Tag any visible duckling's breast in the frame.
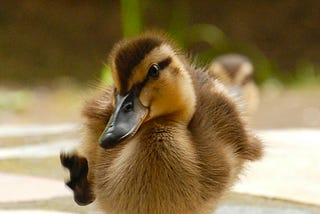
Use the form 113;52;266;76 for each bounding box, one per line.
94;120;204;214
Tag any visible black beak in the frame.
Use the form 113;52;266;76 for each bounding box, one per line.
99;91;148;149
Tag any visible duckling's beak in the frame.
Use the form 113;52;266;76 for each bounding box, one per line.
99;91;148;149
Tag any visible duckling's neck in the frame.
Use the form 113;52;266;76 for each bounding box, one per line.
168;73;196;124
172;101;195;125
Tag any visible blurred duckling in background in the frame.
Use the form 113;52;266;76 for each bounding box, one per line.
61;33;263;214
208;54;260;118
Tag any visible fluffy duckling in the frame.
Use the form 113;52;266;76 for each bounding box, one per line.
61;33;263;214
208;54;260;118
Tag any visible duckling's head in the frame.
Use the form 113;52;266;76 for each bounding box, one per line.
99;33;196;149
208;54;254;87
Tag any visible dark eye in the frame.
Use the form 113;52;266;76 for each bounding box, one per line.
148;64;160;78
123;102;133;112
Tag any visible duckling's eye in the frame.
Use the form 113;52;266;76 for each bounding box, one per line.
123;102;133;112
148;64;160;78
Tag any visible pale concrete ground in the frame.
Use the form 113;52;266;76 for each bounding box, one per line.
0;211;75;214
0;126;319;213
0;86;320;213
0;172;71;203
234;129;320;206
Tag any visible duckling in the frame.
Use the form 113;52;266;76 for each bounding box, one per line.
60;33;263;214
208;54;260;118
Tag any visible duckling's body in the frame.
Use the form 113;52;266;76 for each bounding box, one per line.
61;34;262;214
208;54;260;118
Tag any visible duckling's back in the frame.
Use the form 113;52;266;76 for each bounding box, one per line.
188;68;263;209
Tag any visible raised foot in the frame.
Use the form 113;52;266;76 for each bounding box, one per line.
60;152;95;206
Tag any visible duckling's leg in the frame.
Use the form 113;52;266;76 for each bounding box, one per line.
60;152;96;205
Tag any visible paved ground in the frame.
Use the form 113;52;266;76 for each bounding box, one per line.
0;125;319;213
216;205;313;214
0;172;70;203
0;211;75;214
234;129;320;205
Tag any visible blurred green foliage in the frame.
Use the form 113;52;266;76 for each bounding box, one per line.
100;0;319;87
101;65;113;84
121;0;142;37
287;61;320;88
0;90;31;111
1;1;319;88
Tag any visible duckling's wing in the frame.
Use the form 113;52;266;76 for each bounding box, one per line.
189;69;262;161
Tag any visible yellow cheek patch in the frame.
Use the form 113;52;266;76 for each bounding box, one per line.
138;63;196;123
